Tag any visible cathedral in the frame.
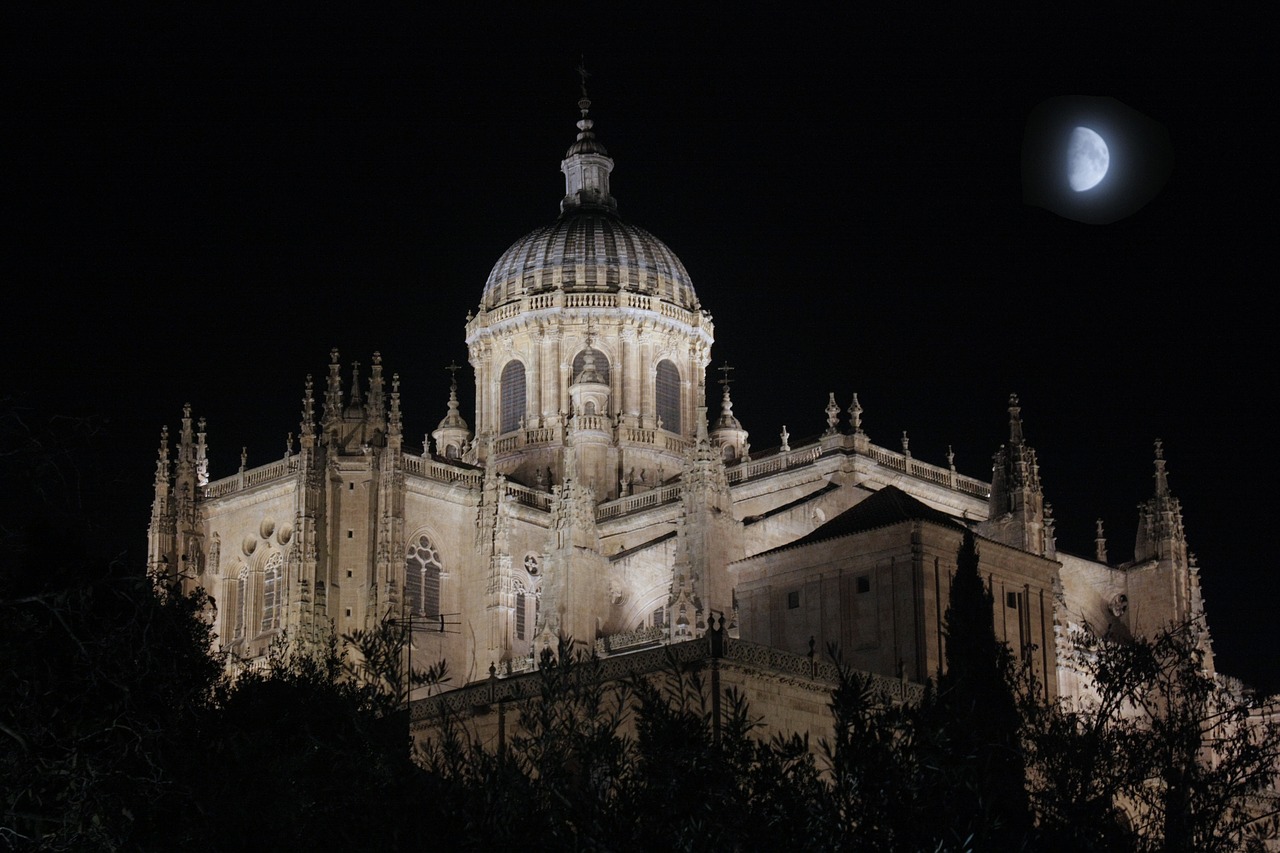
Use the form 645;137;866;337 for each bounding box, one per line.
147;90;1214;711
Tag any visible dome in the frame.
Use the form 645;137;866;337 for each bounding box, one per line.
481;209;699;312
479;93;699;314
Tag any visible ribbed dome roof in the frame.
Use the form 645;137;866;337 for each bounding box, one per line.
479;93;699;314
481;209;698;312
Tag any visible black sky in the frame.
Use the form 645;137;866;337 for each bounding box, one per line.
7;5;1276;694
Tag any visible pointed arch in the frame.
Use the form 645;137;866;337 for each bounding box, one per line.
234;567;248;639
406;533;443;619
260;552;283;632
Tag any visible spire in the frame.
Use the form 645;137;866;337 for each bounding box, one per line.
1134;438;1186;564
981;394;1048;556
1095;518;1108;563
300;374;317;447
560;61;617;214
1007;393;1024;445
195;417;208;487
388;373;402;439
176;403;194;472
367;352;384;420
348;360;364;409
153;425;171;490
323;348;343;426
1153;438;1169;497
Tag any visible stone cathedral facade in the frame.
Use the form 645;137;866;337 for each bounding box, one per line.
147;93;1214;706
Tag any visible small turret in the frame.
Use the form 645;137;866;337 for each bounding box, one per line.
432;362;472;460
560;63;617;214
709;363;749;462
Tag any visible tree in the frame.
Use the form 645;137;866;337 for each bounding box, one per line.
1;574;222;850
819;651;924;850
150;626;450;851
1026;622;1280;852
920;530;1033;849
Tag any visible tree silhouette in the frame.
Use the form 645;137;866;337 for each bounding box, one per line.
922;529;1033;848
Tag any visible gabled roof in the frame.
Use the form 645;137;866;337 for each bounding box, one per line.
784;484;968;550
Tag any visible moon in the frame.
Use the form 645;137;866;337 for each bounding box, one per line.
1068;126;1109;192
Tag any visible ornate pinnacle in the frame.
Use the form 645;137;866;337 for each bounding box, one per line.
1008;393;1023;444
848;393;863;433
1153;438;1169;496
824;393;840;436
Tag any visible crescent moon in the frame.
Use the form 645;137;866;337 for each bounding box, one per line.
1068;126;1109;192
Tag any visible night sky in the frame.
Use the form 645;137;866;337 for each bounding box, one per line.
9;6;1276;694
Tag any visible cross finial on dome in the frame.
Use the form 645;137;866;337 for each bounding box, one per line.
717;361;735;390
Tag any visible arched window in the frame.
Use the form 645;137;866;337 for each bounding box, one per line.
500;361;526;434
260;553;282;632
571;348;610;384
406;534;443;618
656;360;681;433
234;568;248;639
515;586;527;640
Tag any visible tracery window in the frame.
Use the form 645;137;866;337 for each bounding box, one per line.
516;587;527;640
571;348;610;384
260;553;282;632
234;568;248;639
656;360;681;433
406;534;443;618
500;361;526;434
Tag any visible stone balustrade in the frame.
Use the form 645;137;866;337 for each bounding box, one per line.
596;484;682;521
202;432;985;513
466;290;712;338
409;634;922;728
504;480;553;511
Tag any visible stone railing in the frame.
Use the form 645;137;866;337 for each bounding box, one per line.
504;480;553;511
400;453;484;487
409;634;922;728
596;483;682;521
721;436;989;501
726;445;822;485
862;443;989;499
595;625;667;654
206;451;487;500
205;456;300;498
493;426;561;454
618;426;692;454
573;414;611;432
467;291;710;338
